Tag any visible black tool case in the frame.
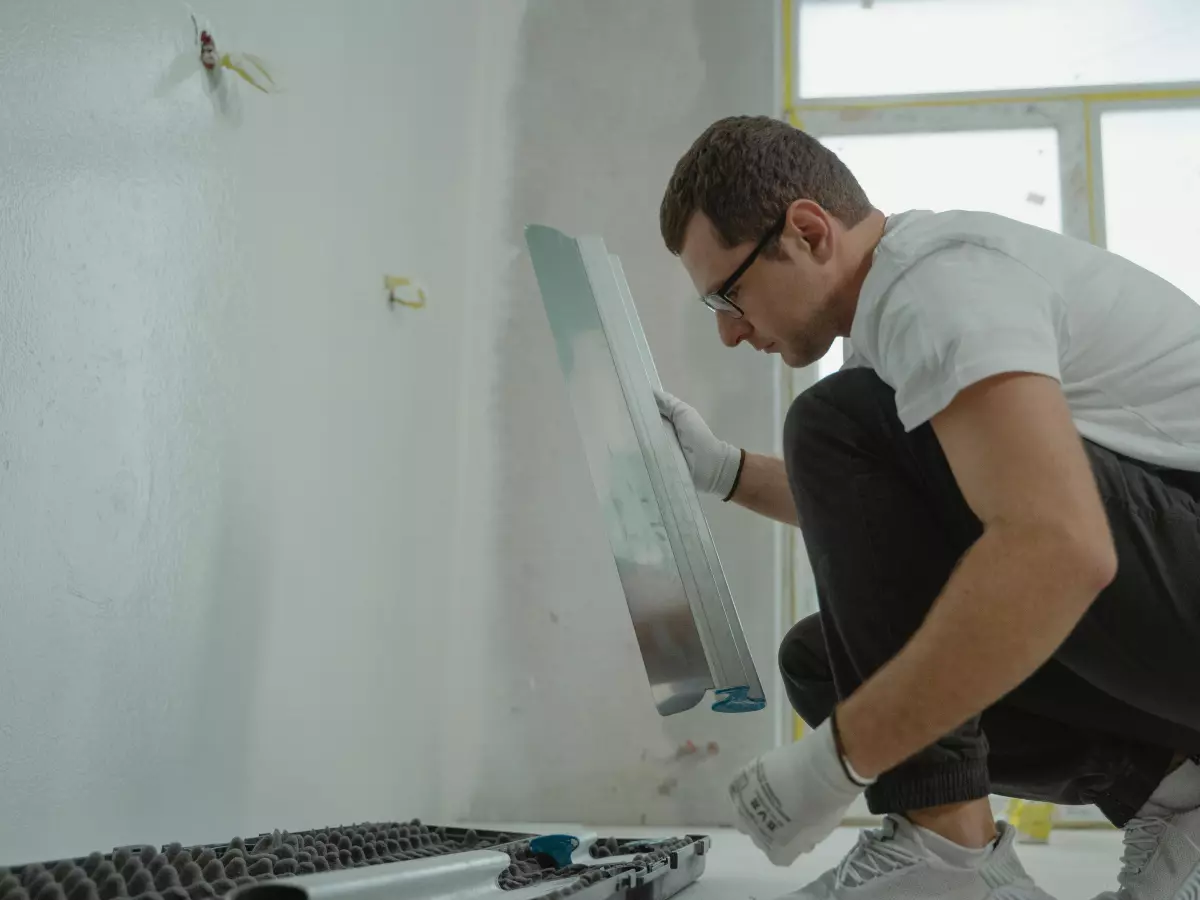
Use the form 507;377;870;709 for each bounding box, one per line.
1;821;709;900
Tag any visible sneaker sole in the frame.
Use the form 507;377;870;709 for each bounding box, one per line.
1178;860;1200;900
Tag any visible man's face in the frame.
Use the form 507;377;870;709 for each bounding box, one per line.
679;206;843;369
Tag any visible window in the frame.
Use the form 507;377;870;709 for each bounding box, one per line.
1103;109;1200;303
814;128;1062;378
799;0;1200;98
823;129;1062;229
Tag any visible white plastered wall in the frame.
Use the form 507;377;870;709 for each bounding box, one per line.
0;0;781;862
0;0;532;861
453;0;783;827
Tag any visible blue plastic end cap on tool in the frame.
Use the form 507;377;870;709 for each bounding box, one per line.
712;686;766;713
529;834;580;869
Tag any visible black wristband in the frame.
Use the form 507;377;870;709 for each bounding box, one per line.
830;710;872;788
722;449;747;502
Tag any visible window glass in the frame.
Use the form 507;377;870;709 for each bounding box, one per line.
799;0;1200;98
815;128;1062;378
1103;108;1200;303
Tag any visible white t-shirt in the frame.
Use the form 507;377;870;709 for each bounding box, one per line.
848;209;1200;473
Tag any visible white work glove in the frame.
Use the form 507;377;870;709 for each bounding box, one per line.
728;718;871;866
654;388;743;499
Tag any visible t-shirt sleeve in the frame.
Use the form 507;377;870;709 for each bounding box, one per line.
872;244;1067;430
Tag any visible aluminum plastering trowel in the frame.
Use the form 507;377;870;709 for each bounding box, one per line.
525;224;766;717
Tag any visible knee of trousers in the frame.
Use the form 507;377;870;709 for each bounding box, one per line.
779;613;836;727
784;368;898;483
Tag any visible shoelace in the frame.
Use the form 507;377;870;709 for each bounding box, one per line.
835;828;922;887
1117;817;1169;883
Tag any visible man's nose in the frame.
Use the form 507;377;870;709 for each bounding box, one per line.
717;313;751;348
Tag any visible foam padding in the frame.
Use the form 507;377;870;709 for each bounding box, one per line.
1;822;525;900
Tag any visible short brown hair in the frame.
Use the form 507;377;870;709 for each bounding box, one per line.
660;116;872;255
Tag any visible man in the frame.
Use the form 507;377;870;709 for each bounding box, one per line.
655;115;1200;899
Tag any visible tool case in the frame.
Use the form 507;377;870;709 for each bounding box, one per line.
2;821;709;900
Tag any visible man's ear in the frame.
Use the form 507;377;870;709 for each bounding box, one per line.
785;200;833;261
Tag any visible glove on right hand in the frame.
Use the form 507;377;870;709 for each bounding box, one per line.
654;388;742;499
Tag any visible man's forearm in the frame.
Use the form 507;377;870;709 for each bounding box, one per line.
835;523;1114;780
729;452;799;527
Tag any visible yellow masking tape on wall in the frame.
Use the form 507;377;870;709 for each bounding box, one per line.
1006;799;1055;843
1083;99;1100;245
385;276;428;309
781;0;794;121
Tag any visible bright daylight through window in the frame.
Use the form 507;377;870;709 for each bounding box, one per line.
799;0;1200;98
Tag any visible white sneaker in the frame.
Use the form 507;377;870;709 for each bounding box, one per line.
782;815;1056;899
1095;807;1200;900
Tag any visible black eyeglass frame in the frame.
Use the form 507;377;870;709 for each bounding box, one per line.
699;210;788;318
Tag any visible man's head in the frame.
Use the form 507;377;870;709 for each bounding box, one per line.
660;116;876;368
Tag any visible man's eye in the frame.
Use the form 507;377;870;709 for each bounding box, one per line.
727;287;741;301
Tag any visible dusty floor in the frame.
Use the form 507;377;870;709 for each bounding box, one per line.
683;825;1124;899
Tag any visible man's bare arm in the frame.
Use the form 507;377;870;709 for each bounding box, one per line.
835;372;1117;779
730;452;799;527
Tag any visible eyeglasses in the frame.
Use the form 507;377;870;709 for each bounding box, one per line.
700;211;788;319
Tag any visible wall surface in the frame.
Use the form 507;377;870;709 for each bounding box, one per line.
0;0;780;859
456;0;783;827
0;0;530;861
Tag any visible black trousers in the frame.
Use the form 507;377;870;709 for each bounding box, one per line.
781;368;1200;827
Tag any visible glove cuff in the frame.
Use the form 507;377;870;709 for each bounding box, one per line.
830;711;876;787
721;449;747;502
805;719;871;799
